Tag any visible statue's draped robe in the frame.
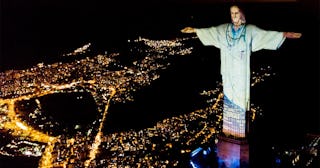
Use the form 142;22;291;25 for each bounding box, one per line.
196;23;285;138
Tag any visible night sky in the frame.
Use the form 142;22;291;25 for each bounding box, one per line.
1;0;319;67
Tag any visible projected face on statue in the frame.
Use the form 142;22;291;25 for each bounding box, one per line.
230;5;246;27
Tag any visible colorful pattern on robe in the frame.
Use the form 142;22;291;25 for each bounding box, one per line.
196;23;285;138
223;95;246;138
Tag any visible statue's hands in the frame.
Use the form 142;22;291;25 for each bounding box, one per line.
284;32;302;39
181;27;196;33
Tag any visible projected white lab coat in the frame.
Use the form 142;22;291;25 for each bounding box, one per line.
196;23;285;137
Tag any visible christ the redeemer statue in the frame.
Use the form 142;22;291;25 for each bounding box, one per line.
181;5;301;139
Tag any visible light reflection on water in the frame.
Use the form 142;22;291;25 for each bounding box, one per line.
1;36;311;168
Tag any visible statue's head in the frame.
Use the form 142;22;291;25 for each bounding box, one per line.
230;5;246;26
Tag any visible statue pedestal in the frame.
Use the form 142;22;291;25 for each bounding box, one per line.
216;136;249;168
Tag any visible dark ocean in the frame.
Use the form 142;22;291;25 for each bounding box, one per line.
1;0;319;167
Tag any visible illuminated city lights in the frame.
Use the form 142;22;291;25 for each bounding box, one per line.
0;37;317;167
